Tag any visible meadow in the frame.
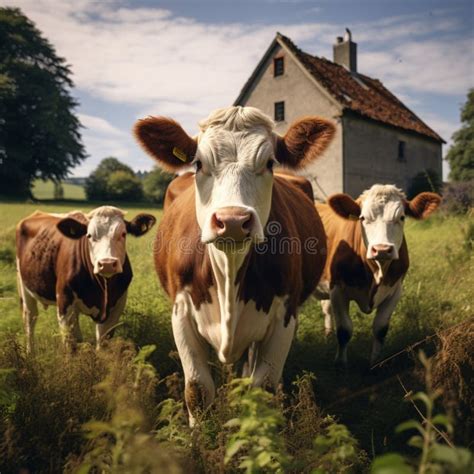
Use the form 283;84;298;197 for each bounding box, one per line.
0;200;472;473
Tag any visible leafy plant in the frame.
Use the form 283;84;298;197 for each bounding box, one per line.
224;378;290;473
371;351;473;474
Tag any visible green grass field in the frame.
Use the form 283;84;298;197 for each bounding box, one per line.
31;179;86;200
0;200;472;472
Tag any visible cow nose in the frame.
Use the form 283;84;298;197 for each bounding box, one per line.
97;258;120;276
211;207;253;241
371;244;394;259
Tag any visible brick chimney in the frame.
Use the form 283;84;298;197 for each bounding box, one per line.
333;28;357;73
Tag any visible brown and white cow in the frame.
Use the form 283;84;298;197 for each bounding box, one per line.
134;106;334;423
16;206;156;352
315;185;441;366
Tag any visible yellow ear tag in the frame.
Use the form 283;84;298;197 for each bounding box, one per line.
141;224;147;233
348;214;359;221
172;147;187;162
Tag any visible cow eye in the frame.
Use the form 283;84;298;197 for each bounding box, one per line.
266;159;275;171
400;215;405;222
194;160;202;172
359;216;365;222
87;233;92;239
122;232;126;238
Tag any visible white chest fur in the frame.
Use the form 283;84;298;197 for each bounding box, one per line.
189;285;287;364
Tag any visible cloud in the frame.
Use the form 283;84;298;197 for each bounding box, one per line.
2;1;469;178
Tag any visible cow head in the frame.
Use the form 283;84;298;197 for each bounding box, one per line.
57;207;156;277
134;106;334;251
328;185;441;261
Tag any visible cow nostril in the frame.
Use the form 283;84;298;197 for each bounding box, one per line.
112;261;117;268
242;214;252;231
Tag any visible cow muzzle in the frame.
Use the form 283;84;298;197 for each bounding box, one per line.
96;257;122;277
369;244;396;261
208;206;255;243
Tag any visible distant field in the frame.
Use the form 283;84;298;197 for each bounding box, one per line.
32;179;86;200
0;199;472;471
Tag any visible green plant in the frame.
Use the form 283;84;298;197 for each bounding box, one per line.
143;166;173;204
312;416;365;473
224;378;290;473
371;351;473;474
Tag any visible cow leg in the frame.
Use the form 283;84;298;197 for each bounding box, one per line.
321;299;334;336
370;284;402;365
251;314;296;389
19;286;39;355
330;286;352;367
96;291;127;349
172;292;215;427
57;291;79;351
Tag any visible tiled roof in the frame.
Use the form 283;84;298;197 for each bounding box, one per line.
243;33;443;142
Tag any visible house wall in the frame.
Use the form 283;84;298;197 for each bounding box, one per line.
238;43;344;200
343;113;442;198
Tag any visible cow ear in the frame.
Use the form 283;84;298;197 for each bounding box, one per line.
57;218;87;239
328;193;361;220
404;192;441;219
133;116;197;172
275;117;335;169
126;213;156;237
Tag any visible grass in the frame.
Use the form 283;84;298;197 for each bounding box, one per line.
0;201;472;472
32;179;86;200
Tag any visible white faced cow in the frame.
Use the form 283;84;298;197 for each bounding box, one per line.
134;106;335;424
315;185;441;367
16;207;156;352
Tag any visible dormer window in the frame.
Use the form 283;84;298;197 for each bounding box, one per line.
274;57;284;77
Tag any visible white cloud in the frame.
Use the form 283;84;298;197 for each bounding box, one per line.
2;1;469;177
78;113;122;136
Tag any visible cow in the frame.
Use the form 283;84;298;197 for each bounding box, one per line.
134;106;335;424
16;206;156;353
315;185;441;367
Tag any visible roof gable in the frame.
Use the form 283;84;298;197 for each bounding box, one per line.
235;33;444;143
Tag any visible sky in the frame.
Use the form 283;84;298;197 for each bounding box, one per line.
2;0;474;178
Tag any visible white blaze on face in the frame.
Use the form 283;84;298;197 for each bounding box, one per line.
194;108;277;245
359;185;406;260
86;207;127;276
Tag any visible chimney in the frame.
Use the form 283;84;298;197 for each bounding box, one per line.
333;28;357;73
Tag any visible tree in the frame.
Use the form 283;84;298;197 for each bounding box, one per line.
85;157;135;200
446;89;474;181
0;8;86;197
107;170;143;201
143;167;173;204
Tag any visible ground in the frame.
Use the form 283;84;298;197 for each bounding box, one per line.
0;200;472;471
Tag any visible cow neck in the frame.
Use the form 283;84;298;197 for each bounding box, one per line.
79;235;109;322
207;243;249;363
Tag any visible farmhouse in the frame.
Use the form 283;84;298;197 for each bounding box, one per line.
234;31;444;199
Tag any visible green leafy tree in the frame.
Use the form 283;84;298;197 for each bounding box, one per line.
446;89;474;181
85;157;135;201
0;8;85;197
143;167;173;204
107;170;143;201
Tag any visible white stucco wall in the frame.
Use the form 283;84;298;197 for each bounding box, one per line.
237;43;343;200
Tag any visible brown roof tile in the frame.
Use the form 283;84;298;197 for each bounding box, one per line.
276;34;443;142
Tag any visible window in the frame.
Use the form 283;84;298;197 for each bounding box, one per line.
398;140;406;161
274;101;285;122
273;57;284;77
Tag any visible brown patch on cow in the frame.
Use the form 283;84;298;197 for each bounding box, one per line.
155;175;326;325
185;380;208;417
404;192;441;219
274;170;315;202
164;172;195;211
317;202;409;311
134;117;197;172
16;212;132;323
276;117;335;169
